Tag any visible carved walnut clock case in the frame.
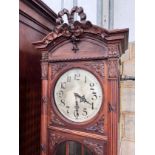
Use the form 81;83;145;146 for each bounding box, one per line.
33;6;129;155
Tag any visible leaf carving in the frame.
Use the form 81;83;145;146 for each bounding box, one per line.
84;140;104;155
86;116;104;134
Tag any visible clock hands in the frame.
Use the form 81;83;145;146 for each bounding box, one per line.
74;93;92;105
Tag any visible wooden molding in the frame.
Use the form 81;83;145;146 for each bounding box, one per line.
49;126;108;141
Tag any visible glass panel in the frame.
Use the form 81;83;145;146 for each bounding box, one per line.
69;141;81;155
55;142;66;155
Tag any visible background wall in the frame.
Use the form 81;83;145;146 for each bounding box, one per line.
120;43;135;155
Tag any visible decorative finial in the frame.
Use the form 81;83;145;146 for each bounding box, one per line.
56;6;87;25
55;6;91;53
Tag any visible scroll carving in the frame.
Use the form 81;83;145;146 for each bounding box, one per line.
84;140;104;155
49;132;65;153
51;63;68;79
108;45;119;57
108;60;118;78
84;61;104;78
41;62;48;79
86;116;104;134
50;112;65;126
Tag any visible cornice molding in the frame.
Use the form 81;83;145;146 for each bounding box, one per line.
33;6;129;57
20;0;57;24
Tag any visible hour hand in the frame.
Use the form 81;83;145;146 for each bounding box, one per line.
74;93;81;99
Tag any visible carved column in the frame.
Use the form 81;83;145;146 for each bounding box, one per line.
41;52;48;155
107;58;119;155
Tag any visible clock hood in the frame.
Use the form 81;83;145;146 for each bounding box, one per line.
33;6;129;62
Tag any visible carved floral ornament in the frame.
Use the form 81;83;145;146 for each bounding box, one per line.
50;61;105;80
33;6;129;56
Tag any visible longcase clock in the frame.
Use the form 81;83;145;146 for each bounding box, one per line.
33;6;129;155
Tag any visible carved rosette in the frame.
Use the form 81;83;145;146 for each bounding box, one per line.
83;140;104;155
51;63;68;79
108;60;118;78
108;44;119;57
86;116;104;134
50;112;65;126
84;61;105;78
49;132;65;153
41;62;48;80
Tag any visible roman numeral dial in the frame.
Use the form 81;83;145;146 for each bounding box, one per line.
54;68;103;123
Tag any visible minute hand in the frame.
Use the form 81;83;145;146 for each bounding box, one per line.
74;93;91;105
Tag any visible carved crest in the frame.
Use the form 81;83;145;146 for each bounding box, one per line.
41;6;91;53
55;6;92;53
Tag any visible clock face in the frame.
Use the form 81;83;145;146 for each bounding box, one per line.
53;68;103;123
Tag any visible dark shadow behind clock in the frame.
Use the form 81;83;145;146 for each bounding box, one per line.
19;1;57;155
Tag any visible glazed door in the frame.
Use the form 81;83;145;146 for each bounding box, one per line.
55;141;94;155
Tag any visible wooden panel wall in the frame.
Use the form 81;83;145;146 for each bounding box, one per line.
19;1;57;155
